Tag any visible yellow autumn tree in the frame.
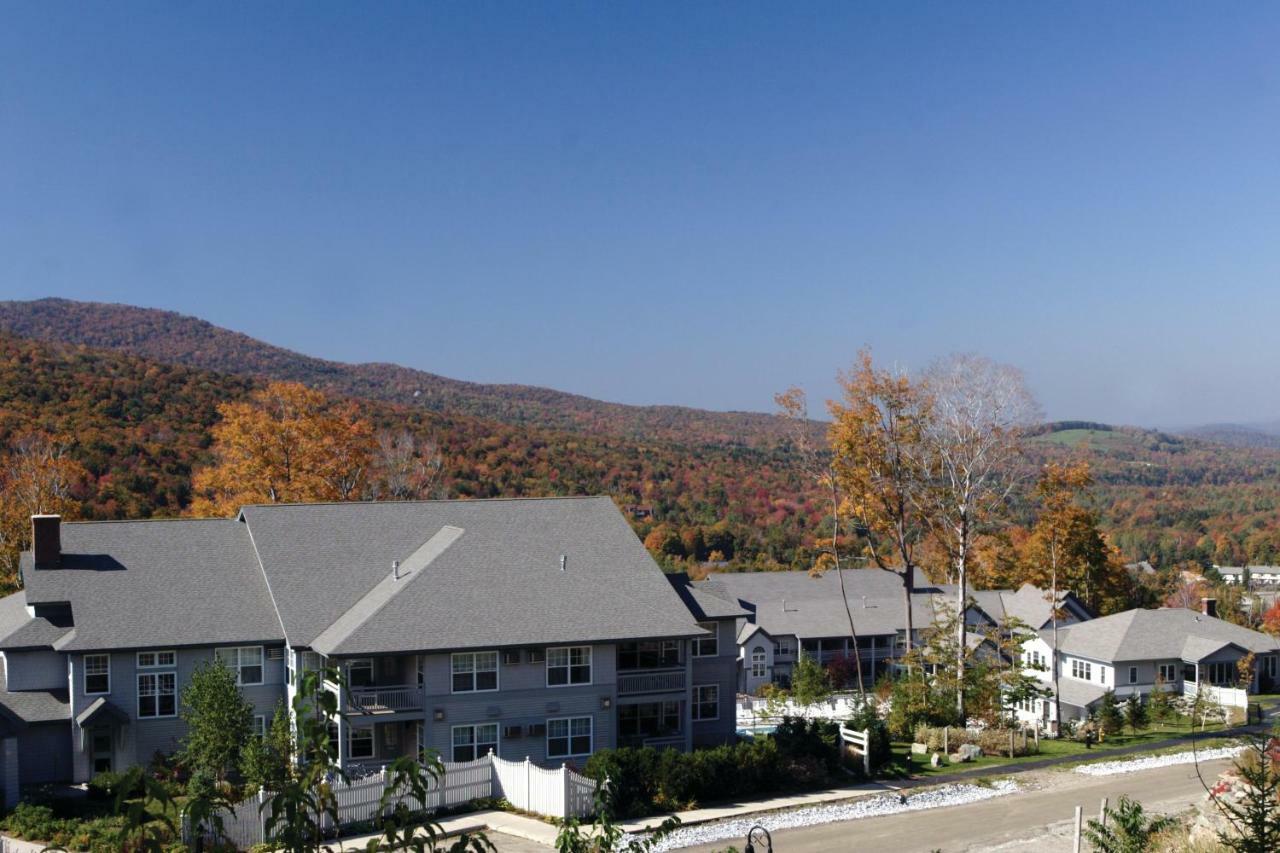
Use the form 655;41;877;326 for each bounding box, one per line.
0;432;88;590
190;382;375;515
826;350;934;668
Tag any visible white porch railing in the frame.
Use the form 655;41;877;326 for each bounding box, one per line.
350;684;422;714
617;669;685;695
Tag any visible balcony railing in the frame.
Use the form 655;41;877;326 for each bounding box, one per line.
617;669;686;695
348;684;422;714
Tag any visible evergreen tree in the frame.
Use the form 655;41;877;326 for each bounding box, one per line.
790;653;834;710
1097;690;1124;737
1149;675;1174;725
241;702;294;791
1084;795;1176;853
1215;737;1280;852
1125;693;1148;734
180;658;253;783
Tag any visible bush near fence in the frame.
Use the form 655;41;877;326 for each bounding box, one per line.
583;717;858;817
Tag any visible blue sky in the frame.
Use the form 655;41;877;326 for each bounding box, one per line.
3;3;1279;427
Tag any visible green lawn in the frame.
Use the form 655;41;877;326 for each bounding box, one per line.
886;718;1231;780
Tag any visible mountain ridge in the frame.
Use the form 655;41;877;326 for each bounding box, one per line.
0;298;799;448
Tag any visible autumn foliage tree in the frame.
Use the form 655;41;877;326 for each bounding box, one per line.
827;351;934;668
190;382;376;515
0;432;88;590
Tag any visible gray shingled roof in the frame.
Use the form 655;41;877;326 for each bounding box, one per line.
1051;608;1280;663
0;591;71;651
0;667;69;724
704;570;993;640
21;518;284;651
1057;679;1108;710
243;497;703;653
667;574;749;621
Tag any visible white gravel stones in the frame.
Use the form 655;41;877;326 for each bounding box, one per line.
625;780;1019;851
1073;745;1245;776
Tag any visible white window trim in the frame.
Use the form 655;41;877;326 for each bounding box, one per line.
84;653;110;696
137;671;177;719
253;715;267;738
451;723;500;761
693;623;719;658
137;650;176;669
546;646;593;688
348;658;375;686
546;715;593;759
1128;666;1138;684
451;651;500;694
1158;663;1177;682
692;684;719;721
218;646;266;686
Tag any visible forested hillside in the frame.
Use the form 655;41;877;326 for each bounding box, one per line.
0;299;799;449
4;302;1280;576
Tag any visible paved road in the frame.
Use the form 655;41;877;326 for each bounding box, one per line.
676;758;1234;853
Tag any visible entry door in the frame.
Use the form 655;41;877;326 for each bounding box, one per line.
91;729;113;774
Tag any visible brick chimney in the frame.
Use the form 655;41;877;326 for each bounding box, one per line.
31;515;61;569
1201;597;1218;618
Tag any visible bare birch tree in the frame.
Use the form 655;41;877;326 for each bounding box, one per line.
922;353;1040;720
372;429;444;500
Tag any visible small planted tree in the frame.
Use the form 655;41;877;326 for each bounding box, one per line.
1125;693;1148;734
790;653;834;712
1209;736;1280;852
240;701;294;791
180;657;253;784
1149;674;1174;726
1084;795;1177;853
1097;690;1124;737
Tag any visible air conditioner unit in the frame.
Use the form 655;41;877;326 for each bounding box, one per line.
527;723;547;737
266;648;285;661
501;649;522;665
503;725;524;739
526;649;545;663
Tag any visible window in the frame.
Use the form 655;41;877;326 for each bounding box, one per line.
1158;663;1178;683
84;654;110;695
451;652;499;693
617;640;680;670
348;659;374;687
1024;650;1045;669
1207;661;1235;686
773;641;792;657
547;646;592;686
216;647;264;686
451;723;498;761
1071;659;1092;681
1129;666;1138;684
750;650;766;678
547;716;593;758
693;624;718;657
618;701;681;738
137;672;176;718
253;716;266;738
348;726;374;759
692;684;719;721
1266;656;1278;679
137;651;175;669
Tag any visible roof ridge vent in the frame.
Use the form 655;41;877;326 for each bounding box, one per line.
392;560;401;581
560;554;566;572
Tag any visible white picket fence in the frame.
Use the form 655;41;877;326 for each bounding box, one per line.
184;752;598;850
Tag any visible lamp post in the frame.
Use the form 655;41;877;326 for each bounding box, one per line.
744;825;773;853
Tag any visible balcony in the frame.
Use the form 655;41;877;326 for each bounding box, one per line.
342;684;423;715
617;669;686;695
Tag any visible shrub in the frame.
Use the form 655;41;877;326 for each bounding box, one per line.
844;705;892;775
87;770;143;801
583;725;845;818
912;725;1035;757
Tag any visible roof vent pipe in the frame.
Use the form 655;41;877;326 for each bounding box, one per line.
560;554;566;572
392;560;401;581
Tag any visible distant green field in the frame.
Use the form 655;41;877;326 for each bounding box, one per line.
1029;428;1140;452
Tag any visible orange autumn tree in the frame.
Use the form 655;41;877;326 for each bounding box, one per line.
190;382;375;515
827;351;934;670
0;432;88;590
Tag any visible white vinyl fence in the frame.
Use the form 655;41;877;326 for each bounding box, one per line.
184;752;599;850
1184;681;1249;710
